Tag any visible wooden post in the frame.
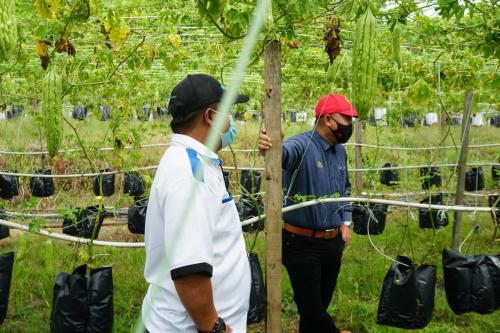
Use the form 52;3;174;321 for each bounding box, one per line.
263;39;282;333
451;91;474;250
354;120;363;194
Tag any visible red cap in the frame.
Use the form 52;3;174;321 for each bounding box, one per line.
314;94;358;118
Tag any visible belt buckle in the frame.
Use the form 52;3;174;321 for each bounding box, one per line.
323;228;336;239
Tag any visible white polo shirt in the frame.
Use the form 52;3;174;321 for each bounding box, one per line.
142;134;251;333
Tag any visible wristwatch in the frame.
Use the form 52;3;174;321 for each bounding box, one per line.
198;317;226;333
343;221;353;228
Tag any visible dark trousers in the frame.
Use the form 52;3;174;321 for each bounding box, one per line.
282;229;344;333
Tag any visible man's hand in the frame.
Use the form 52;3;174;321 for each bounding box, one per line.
258;128;284;156
340;224;352;247
258;129;272;156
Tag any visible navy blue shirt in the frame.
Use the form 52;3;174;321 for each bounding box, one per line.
282;130;352;230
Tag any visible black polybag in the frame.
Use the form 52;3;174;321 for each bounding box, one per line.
0;208;9;240
128;197;148;234
123;171;144;197
92;170;115;197
30;169;55;197
98;106;111;121
442;249;500;315
63;206;106;239
87;267;114;333
50;264;113;333
247;253;266;324
72;105;87;120
238;195;265;233
380;163;399;186
352;203;388;235
492;165;500;182
240;170;261;195
156;107;168;117
418;194;449;229
223;171;230;191
420;167;441;190
376;256;436;329
465;167;485;192
0;252;14;325
0;174;19;200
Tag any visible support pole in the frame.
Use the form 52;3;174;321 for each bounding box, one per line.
452;91;474;250
354;119;363;194
263;39;282;333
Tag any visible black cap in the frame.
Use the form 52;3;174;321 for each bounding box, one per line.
168;74;249;126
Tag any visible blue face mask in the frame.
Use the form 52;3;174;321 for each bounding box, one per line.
221;116;237;148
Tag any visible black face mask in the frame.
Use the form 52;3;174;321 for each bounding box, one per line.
330;119;353;144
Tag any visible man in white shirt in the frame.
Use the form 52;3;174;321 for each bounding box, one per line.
142;74;251;333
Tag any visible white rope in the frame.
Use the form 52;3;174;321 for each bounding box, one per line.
1;197;496;247
1;143;498;156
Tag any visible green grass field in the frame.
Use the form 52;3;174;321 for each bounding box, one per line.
0;115;499;332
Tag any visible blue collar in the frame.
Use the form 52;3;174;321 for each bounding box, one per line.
310;130;335;152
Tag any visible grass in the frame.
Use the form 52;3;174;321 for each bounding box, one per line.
0;115;499;332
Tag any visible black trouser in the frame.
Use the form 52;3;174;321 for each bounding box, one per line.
282;229;344;333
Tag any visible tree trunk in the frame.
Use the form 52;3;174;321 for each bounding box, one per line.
451;91;474;250
263;39;282;333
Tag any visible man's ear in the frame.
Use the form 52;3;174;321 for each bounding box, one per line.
324;115;337;130
203;107;215;126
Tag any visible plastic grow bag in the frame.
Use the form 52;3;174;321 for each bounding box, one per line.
50;264;113;333
123;171;144;197
0;208;9;240
442;249;500;315
72;105;87;121
418;194;449;229
247;253;266;324
380;163;399;186
63;206;106;239
238;195;264;233
98;106;111;121
420;167;441;190
0;252;14;325
376;256;436;329
352;203;388;235
240;170;261;195
128;198;148;234
223;171;230;191
0;174;19;200
492;165;500;182
92;170;115;197
465;167;485;192
30;169;55;197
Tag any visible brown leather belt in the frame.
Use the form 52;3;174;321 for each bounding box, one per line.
283;223;340;239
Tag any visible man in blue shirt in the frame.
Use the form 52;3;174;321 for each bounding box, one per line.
259;94;357;333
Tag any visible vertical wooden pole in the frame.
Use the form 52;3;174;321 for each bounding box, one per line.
263;39;282;333
451;91;474;250
354;120;363;195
